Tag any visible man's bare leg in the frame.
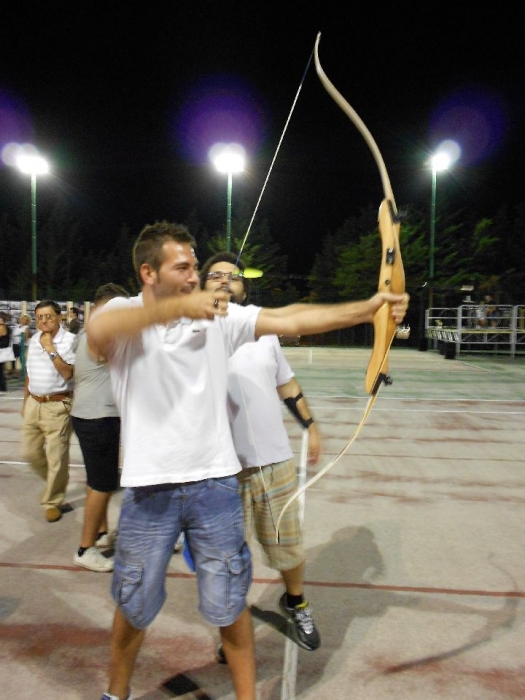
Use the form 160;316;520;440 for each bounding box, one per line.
81;486;112;548
219;607;256;700
280;561;304;597
106;607;145;699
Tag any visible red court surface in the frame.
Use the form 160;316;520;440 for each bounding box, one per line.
1;347;524;699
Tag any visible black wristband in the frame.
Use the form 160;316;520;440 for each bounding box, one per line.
303;417;314;428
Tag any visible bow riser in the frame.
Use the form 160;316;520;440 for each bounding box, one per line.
365;199;405;394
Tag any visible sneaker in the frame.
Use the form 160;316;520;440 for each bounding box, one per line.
96;531;117;548
173;532;185;553
74;546;114;572
100;692;133;700
279;593;321;651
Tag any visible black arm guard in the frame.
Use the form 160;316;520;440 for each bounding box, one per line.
283;392;314;430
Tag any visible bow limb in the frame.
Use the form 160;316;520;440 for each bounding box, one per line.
313;31;405;395
275;33;406;542
313;33;395;206
275;392;376;543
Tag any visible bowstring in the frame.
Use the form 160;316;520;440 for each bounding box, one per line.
230;41;315;535
235;43;315;266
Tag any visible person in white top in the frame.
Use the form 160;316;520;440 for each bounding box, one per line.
21;300;76;523
87;220;409;700
201;252;322;653
13;314;32;379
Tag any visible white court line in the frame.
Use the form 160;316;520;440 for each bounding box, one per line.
0;460;85;468
301;404;525;415
302;393;525;404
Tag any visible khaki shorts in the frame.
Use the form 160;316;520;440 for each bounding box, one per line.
237;458;304;572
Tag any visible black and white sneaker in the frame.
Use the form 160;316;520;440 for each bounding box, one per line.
279;593;321;651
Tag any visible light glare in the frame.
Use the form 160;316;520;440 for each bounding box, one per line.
210;143;245;174
430;140;461;172
16;153;49;175
431;152;451;172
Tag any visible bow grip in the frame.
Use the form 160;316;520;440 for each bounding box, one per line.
365;199;405;395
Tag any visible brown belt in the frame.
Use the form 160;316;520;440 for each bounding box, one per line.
29;391;73;403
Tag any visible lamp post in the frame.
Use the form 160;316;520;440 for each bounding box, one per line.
428;152;450;311
16;154;49;300
211;144;245;252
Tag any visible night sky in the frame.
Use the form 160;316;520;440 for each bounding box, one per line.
1;4;522;274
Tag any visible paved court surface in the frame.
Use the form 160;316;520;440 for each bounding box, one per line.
1;347;524;699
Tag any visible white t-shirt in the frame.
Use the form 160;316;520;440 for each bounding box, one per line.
11;324;22;345
102;294;260;487
227;335;294;468
14;324;30;346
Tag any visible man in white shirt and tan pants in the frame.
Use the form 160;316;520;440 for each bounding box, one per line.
22;300;76;523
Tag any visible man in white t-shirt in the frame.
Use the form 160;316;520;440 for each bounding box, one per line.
201;252;322;653
87;220;409;700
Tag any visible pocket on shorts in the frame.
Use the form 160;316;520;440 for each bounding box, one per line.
226;540;252;615
227;539;251;576
113;562;145;626
211;475;240;494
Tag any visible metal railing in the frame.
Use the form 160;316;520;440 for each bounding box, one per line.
0;300;89;331
426;305;525;358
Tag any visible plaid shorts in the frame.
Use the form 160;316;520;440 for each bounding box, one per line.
237;458;304;571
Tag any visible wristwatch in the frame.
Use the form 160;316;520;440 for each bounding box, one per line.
48;351;58;361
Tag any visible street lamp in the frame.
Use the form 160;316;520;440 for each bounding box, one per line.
211;144;245;252
428;152;450;311
16;154;49;300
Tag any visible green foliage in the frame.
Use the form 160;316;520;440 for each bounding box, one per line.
196;205;299;307
1;186;524;317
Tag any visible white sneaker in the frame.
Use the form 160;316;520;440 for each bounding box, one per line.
100;692;133;700
96;531;117;548
173;532;185;553
74;546;114;572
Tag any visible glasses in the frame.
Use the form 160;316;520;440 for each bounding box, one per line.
206;271;244;281
36;314;58;321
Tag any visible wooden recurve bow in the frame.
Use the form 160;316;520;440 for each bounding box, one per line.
275;33;406;541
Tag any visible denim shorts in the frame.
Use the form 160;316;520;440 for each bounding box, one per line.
112;476;252;629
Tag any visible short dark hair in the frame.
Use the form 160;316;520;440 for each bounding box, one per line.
199;251;250;303
132;221;196;285
71;307;80;316
94;283;130;304
35;300;61;316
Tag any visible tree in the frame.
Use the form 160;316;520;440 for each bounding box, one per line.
199;192;299;307
308;204;378;302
